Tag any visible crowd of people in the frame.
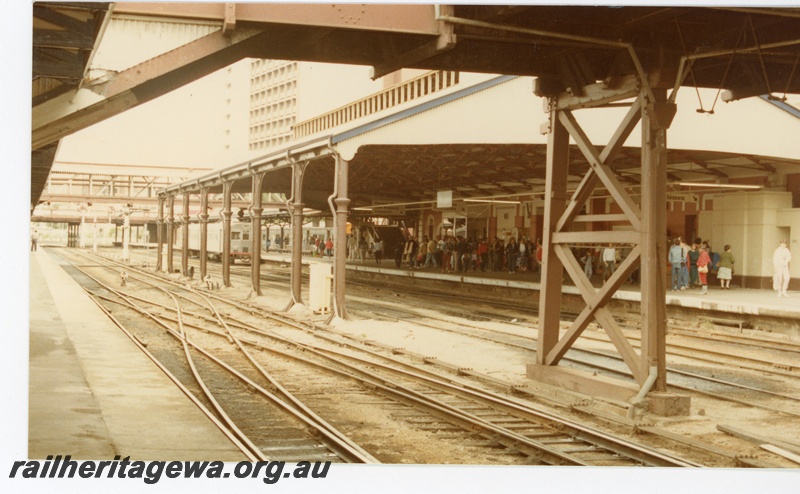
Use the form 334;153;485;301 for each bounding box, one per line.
666;236;792;297
668;236;722;295
383;235;546;275
346;233;545;274
342;231;792;298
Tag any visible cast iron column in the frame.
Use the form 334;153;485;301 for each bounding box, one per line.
251;172;265;296
332;156;350;320
166;195;175;274
221;180;233;288
289;161;307;307
199;188;209;281
156;196;164;272
181;192;190;276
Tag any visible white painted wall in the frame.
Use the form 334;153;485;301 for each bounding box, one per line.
698;191;798;279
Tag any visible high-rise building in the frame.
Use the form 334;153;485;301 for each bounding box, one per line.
248;60;298;151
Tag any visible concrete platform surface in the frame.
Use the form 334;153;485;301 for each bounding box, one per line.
261;251;800;320
29;249;246;461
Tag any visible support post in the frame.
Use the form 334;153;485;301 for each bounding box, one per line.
79;210;86;248
251;172;265;296
122;208;131;261
181;192;190;277
526;74;687;415
92;216;97;253
640;88;673;393
156;196;164;272
332;156;350;320
166;195;175;273
199;188;209;281
536;106;570;363
289;161;308;307
221;180;233;288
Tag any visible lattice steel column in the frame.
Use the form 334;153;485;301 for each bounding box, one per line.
536;107;569;362
640;88;675;392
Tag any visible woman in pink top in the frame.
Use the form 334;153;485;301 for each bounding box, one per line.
696;244;711;295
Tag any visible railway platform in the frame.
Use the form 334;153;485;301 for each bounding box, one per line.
28;248;247;461
259;251;800;330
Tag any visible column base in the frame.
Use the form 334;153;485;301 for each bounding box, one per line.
646;392;691;417
527;364;691;417
527;364;638;403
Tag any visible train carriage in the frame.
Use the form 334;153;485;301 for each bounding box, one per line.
174;221;333;263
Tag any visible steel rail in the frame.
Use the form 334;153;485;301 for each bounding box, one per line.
74;253;656;466
82;292;259;462
125;280;698;469
229;331;597;466
231;322;695;467
84;250;800;416
190;290;380;464
159;288;270;461
344;300;800;407
75;251;799;458
283;338;701;468
72;263;269;461
365;314;800;417
90;281;588;465
93;289;376;463
668;326;800;354
72;261;376;463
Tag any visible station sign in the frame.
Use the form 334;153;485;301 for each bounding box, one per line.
667;193;698;203
437;190;453;209
371;200;406;216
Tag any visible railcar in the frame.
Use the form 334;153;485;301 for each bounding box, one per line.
175;220;405;263
174;221;333;263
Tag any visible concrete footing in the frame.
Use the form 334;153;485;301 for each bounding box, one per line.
527;364;691;417
647;392;691;417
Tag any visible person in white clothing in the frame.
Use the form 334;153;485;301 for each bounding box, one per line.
773;239;792;297
602;244;617;281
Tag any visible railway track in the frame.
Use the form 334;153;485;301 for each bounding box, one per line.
61;252;377;464
110;249;800;413
75;247;800;466
129;247;798;363
341;296;800;418
54;248;710;467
